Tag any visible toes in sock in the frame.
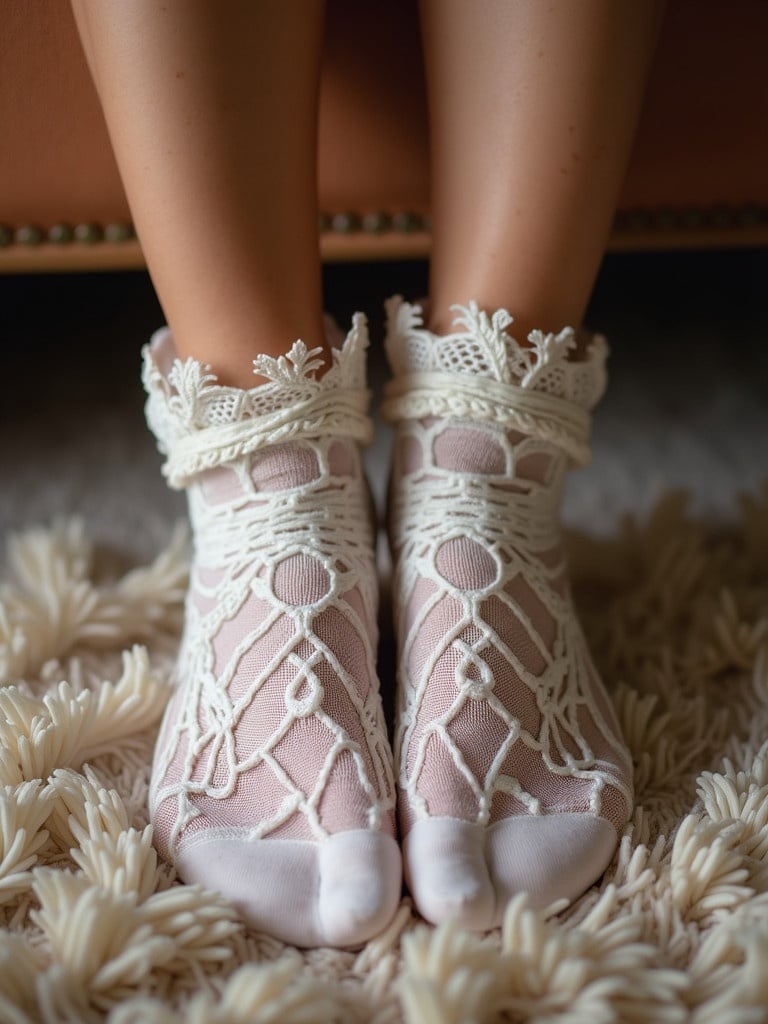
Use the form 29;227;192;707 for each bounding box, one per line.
383;298;633;928
176;828;401;948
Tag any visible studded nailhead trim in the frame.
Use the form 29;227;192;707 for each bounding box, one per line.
1;205;765;251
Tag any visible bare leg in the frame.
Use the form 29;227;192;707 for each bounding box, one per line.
71;0;327;386
421;0;665;339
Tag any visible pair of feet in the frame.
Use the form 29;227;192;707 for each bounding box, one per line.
143;298;633;948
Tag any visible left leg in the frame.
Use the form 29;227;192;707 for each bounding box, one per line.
385;0;664;927
72;1;401;946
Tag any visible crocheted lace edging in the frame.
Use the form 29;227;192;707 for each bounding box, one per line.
381;297;608;466
142;313;373;488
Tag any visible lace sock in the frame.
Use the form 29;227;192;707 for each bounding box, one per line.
143;315;400;947
382;297;633;929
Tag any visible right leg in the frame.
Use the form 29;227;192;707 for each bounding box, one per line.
384;0;660;928
70;0;327;386
71;1;401;946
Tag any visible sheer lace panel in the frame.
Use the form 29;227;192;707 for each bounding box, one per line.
384;299;632;844
150;436;396;858
143;327;396;864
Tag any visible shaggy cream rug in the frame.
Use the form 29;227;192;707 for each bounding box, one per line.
1;490;768;1024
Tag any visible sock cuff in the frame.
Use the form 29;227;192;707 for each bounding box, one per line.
142;313;373;488
381;296;608;464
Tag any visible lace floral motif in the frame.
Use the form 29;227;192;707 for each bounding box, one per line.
384;299;632;840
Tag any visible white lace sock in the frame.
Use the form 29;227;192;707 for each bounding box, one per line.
143;314;400;947
382;297;633;929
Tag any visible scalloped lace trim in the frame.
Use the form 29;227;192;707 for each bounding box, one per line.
143;315;373;487
383;296;608;409
381;299;608;466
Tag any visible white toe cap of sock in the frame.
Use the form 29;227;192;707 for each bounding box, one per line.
403;818;495;929
487;812;617;920
175;830;402;948
317;830;403;947
404;814;617;930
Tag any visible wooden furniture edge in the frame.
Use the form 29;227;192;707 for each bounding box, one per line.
1;208;767;273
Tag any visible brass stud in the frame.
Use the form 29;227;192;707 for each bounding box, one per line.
651;208;676;231
74;222;104;244
15;224;44;246
710;205;732;229
391;211;421;233
626;209;650;232
682;208;704;230
104;221;135;243
362;211;391;234
48;223;75;245
331;212;361;234
737;204;761;227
